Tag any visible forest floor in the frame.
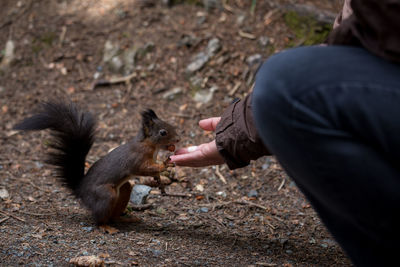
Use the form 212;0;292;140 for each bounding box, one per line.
0;0;352;266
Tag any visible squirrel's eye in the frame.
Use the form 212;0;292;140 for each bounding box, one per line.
159;129;167;136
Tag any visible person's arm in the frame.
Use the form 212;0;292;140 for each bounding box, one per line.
170;94;270;169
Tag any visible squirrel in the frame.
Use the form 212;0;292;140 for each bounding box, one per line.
14;101;180;228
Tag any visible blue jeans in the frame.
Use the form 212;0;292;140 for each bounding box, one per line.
253;46;400;267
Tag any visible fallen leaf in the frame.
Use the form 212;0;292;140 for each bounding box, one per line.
69;255;105;267
195;184;204;192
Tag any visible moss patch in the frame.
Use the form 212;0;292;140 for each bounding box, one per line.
284;11;332;46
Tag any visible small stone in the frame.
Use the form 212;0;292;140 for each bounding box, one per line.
34;161;44;169
236;13;246;26
0;86;5;93
247;189;258;198
0;188;9;200
102;40;120;63
186;52;209;74
286;249;293;254
262;163;270;170
246;54;263;67
198;207;209;213
205;38;221;58
193;86;218;104
189;75;203;88
186;38;221;74
130;185;152;205
147;248;162;257
0;39;15;70
321;238;336;247
122;48;137;75
109;56;124;73
82;227;94;233
162;87;183;100
216;191;226;198
259;36;270;47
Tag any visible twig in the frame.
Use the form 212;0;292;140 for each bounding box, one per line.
59;26;67;47
238;30;256;40
27;180;50;193
256;262;277;266
277;177;285;191
0;210;25;222
222;0;234;13
129;203;153;211
234;200;268;211
215;166;227;184
209;215;225;227
228;81;241;96
92;72;137;90
171;113;193;119
0;216;10;224
164;192;192;198
19;210;56;216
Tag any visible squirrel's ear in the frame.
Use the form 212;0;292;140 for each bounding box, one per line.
141;109;158;137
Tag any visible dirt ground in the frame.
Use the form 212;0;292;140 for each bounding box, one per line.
0;0;352;266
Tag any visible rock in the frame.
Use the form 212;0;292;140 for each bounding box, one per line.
198;207;209;213
162;87;183;100
0;86;4;93
246;54;263;67
82;227;93;233
216;191;227;198
262;158;272;170
186;52;209;74
283;4;336;24
0;39;15;71
321;238;336;247
247;189;258;198
102;40;120;63
193;86;218;104
186;38;221;74
236;13;246;26
205;38;221;57
130;185;152;205
259;36;270;47
121;48;137;75
0;188;9;200
189;75;203;88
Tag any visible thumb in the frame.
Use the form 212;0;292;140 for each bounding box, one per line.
199;117;221;131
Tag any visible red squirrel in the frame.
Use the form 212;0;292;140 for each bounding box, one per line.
14;101;180;227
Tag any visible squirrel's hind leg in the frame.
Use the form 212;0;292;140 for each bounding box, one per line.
90;184;117;225
111;181;141;223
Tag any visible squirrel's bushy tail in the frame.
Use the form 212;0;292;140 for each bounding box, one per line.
14;101;96;195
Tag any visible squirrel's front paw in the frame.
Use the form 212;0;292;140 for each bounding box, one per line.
163;157;175;168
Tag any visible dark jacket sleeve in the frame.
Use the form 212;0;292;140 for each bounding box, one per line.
215;93;270;170
328;0;400;63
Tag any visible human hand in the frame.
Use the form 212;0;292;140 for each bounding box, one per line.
169;117;225;167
